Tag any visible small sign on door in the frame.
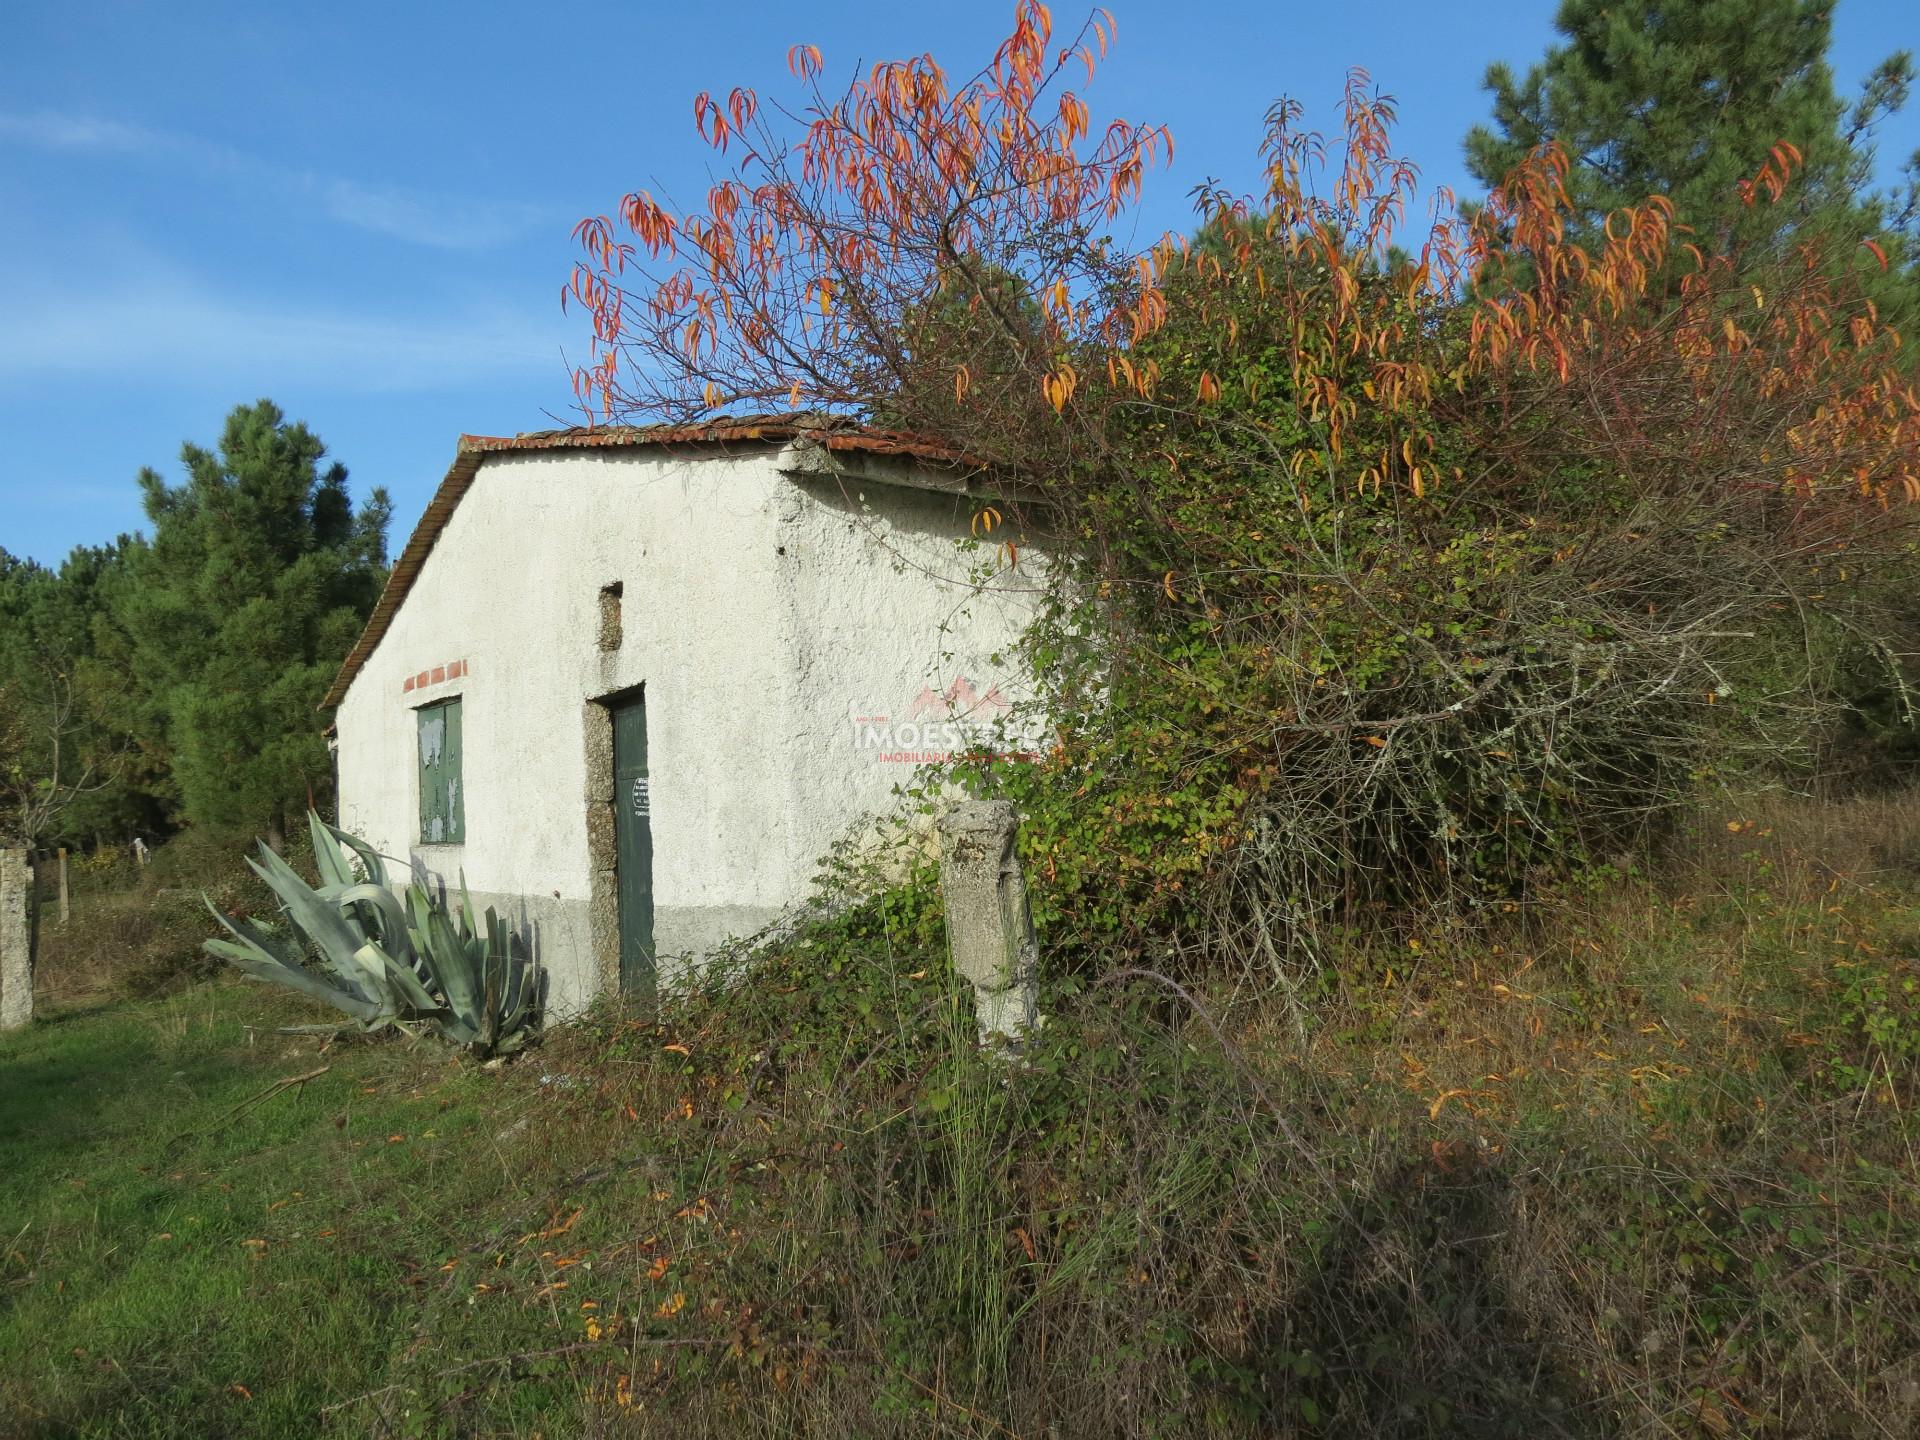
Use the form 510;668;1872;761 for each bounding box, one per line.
631;777;650;818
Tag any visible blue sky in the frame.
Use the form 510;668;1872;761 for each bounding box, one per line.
3;0;1915;565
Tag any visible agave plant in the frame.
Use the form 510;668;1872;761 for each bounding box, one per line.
203;812;540;1056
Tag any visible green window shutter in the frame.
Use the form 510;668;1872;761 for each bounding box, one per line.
417;698;465;844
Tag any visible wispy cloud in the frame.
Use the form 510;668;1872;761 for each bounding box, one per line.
0;274;572;394
0;108;551;252
5;481;135;510
318;177;541;251
0;111;161;152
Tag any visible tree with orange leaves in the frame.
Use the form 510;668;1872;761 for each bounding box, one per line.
567;2;1168;478
570;7;1920;967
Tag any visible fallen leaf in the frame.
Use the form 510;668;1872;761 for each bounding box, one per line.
1428;1089;1473;1120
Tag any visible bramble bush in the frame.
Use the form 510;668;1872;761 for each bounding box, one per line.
567;4;1920;978
930;94;1920;976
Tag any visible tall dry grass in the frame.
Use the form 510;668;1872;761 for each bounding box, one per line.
394;784;1920;1437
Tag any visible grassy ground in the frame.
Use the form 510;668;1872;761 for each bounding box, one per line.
4;792;1920;1437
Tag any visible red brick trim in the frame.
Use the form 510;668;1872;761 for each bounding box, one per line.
401;658;469;696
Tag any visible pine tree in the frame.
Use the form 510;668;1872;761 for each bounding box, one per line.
0;545;142;848
115;401;389;848
1465;0;1918;294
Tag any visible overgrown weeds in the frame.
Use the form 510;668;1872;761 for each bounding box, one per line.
5;788;1919;1436
28;826;287;1005
504;791;1920;1437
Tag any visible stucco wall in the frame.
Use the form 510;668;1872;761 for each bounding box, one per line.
772;470;1045;892
333;444;1040;1016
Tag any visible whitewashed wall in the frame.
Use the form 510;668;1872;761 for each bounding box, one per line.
333;444;1039;1015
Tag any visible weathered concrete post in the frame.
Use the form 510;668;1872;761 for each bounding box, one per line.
1;848;32;1031
936;800;1039;1046
57;847;69;925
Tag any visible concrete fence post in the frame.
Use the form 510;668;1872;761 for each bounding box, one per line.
58;847;70;925
1;848;31;1031
936;800;1039;1046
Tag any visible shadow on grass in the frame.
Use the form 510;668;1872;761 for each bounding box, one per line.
0;1022;159;1167
0;997;283;1196
1252;1154;1595;1438
17;999;120;1030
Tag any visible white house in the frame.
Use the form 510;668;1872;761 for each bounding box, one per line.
324;416;1041;1016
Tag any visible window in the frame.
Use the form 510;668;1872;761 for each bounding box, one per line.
417;697;465;844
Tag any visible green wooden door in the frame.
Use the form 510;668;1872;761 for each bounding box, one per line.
611;692;655;995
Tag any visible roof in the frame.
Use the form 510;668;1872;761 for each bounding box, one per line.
319;415;983;710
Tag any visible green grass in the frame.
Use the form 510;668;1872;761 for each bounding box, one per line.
6;794;1920;1437
0;986;629;1437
